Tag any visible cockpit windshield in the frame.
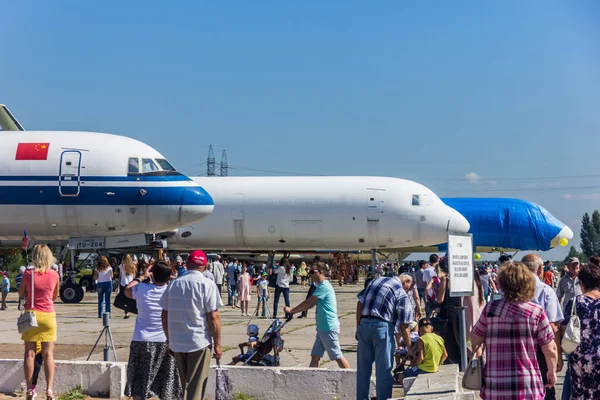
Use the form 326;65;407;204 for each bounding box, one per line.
128;157;181;176
142;158;160;173
155;158;176;171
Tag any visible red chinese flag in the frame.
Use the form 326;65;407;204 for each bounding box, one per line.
15;143;50;160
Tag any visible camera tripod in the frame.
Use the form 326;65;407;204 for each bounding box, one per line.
87;313;118;362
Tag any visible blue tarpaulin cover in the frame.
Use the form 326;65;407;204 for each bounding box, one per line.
441;198;565;251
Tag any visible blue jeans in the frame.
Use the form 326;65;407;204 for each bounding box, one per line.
228;284;237;306
562;355;571;400
272;286;290;318
357;318;395;400
97;281;112;318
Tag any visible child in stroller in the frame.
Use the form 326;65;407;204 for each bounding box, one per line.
229;324;260;365
230;317;291;367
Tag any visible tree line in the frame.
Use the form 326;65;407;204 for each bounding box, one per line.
566;210;600;263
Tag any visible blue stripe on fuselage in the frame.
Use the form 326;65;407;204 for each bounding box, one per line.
0;185;214;206
0;175;192;182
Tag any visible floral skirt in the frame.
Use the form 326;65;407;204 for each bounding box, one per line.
125;341;183;400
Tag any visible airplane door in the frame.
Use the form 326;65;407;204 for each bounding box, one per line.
367;189;385;221
367;189;387;247
59;151;82;196
231;193;246;247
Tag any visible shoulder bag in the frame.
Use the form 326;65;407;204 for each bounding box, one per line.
462;344;485;390
17;267;38;334
113;285;138;314
561;296;580;354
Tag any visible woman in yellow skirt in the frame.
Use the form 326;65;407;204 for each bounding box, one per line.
18;244;60;400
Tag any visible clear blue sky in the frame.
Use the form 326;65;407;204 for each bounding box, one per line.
3;1;600;259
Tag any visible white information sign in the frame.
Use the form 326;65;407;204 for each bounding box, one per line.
448;233;474;297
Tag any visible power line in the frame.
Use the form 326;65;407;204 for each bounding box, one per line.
436;185;600;193
227;166;324;176
437;173;600;183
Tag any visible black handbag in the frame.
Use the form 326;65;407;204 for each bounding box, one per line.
113;286;138;314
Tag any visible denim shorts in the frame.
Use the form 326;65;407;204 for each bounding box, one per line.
311;329;343;361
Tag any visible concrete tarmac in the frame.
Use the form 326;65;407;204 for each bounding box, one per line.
0;282;360;368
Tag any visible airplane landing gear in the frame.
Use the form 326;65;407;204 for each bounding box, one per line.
60;282;84;303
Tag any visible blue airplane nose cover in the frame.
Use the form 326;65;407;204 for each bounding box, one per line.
441;198;565;251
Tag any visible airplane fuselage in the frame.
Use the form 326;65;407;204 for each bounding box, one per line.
168;176;469;251
0;131;214;240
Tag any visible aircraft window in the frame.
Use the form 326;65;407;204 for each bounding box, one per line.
128;158;139;174
412;195;421;206
142;158;159;173
155;158;176;171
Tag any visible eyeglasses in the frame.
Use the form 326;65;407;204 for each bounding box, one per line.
309;270;318;274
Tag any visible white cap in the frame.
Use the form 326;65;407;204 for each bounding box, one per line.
176;255;183;263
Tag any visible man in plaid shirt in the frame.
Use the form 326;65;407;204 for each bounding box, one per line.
355;276;414;400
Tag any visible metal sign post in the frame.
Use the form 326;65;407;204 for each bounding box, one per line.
447;233;474;373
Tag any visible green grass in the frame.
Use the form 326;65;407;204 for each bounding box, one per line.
232;393;262;400
57;386;86;400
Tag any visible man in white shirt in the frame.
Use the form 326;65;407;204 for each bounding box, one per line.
160;250;221;400
211;255;225;297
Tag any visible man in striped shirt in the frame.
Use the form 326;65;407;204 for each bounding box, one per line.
356;276;414;400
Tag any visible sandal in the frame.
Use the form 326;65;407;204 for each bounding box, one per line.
46;390;55;400
26;389;34;400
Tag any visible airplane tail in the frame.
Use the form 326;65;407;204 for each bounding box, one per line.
0;104;24;131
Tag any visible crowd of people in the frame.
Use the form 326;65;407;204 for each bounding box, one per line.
354;253;600;400
9;244;600;400
16;246;221;400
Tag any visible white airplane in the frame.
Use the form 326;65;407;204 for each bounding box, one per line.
167;176;470;252
0;117;214;244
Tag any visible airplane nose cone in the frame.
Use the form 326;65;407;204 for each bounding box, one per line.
551;225;574;248
560;225;574;240
448;208;470;234
179;187;214;225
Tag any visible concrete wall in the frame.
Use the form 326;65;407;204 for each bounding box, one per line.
0;359;126;399
205;365;374;400
0;359;373;400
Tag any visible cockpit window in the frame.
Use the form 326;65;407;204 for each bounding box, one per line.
155;158;176;171
128;158;139;174
142;158;159;173
412;195;421;206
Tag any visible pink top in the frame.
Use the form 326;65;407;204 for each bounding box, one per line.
23;269;60;313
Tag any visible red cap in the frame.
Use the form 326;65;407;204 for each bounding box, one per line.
187;250;207;267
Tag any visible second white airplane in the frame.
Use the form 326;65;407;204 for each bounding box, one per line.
168;176;470;251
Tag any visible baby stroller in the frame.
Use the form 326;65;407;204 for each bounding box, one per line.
236;315;292;367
